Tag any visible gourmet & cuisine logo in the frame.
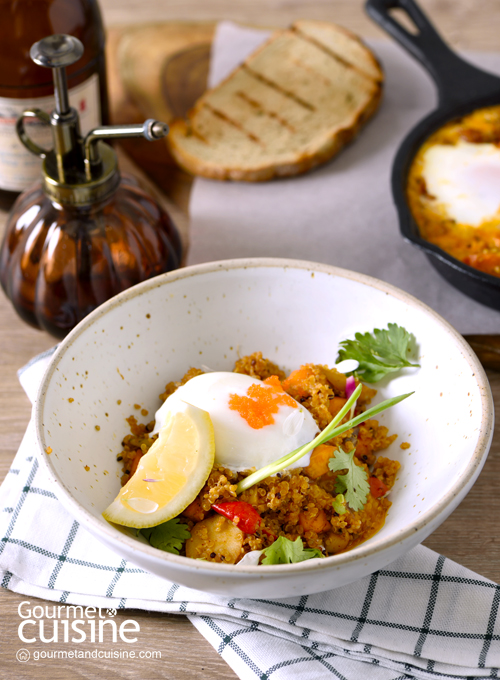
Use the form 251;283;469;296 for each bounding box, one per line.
17;601;140;644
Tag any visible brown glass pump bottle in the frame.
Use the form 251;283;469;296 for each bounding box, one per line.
0;35;182;339
0;0;108;199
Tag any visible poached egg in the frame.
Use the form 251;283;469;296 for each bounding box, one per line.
421;141;500;227
153;372;319;471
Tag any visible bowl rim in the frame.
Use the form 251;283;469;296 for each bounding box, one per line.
35;257;494;576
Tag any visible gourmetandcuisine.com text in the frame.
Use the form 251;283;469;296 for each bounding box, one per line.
32;650;161;660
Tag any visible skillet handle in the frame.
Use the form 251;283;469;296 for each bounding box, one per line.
365;0;500;107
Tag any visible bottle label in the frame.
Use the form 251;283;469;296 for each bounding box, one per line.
0;74;101;191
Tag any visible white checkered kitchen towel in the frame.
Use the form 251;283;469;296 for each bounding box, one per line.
0;348;499;680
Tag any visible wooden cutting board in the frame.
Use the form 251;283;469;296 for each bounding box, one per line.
108;21;500;370
107;22;214;215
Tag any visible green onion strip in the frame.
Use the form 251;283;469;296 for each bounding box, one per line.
236;385;413;494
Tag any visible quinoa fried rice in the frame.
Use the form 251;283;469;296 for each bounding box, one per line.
117;352;401;564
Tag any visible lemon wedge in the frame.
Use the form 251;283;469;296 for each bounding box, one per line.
103;402;215;528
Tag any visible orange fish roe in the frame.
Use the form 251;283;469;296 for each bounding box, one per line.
228;375;298;429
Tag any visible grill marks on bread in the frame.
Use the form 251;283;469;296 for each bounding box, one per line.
236;91;296;134
242;64;316;113
291;23;382;82
168;20;383;181
204;102;265;146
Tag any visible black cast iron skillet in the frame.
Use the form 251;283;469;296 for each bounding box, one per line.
365;0;500;311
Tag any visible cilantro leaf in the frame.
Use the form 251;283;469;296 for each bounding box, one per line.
261;536;324;565
336;323;419;383
328;448;370;512
140;518;191;555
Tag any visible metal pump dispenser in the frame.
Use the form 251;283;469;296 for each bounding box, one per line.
0;34;182;339
17;34;168;206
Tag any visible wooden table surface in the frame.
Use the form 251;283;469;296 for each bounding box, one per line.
1;1;500;678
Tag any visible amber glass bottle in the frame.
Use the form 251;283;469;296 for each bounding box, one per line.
1;175;182;338
0;0;108;200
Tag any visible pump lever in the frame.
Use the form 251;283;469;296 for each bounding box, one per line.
83;120;168;179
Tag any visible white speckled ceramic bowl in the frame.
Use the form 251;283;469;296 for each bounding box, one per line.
35;259;494;598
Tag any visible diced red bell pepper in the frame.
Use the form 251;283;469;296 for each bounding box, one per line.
212;500;261;534
369;476;389;498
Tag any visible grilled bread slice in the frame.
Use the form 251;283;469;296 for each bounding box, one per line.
167;20;383;181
